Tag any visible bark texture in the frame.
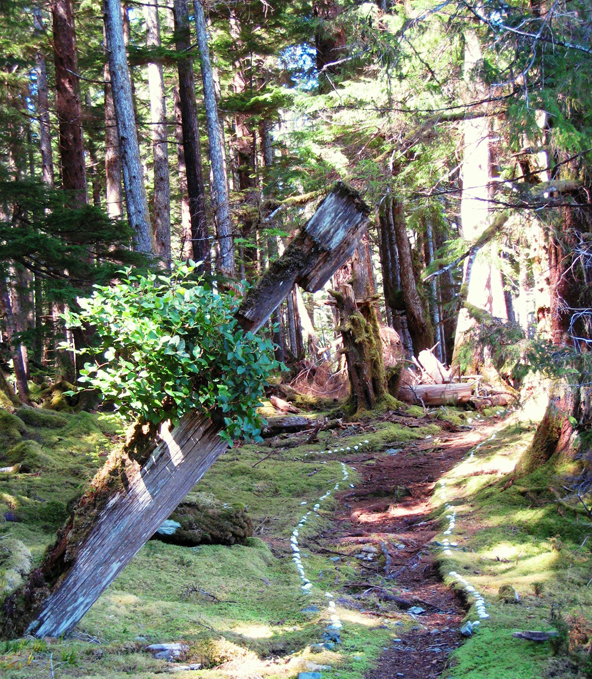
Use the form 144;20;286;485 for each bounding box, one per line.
174;0;209;268
104;51;123;218
145;1;171;263
1;182;369;640
391;198;434;354
51;0;87;201
173;86;192;260
516;377;592;477
33;10;54;188
0;273;28;403
237;182;370;332
103;0;152;254
330;283;386;411
193;0;235;277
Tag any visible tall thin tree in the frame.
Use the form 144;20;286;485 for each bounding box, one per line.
103;0;153;254
193;0;235;277
144;0;171;263
173;0;209;268
51;0;87;202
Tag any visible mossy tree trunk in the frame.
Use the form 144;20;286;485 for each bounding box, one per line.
1;182;369;640
390;198;434;355
330;283;387;411
516;376;592;477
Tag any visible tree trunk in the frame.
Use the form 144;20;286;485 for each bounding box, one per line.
286;287;305;360
1;182;369;640
174;86;192;260
173;0;209;269
452;32;507;364
0;273;28;403
103;0;153;255
193;0;235;277
516;375;591;477
391;198;434;354
144;0;171;264
425;218;445;363
329;283;386;411
33;10;54;188
104;51;123;218
51;0;87;202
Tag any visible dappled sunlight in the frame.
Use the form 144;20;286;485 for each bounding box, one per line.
232;624;274;639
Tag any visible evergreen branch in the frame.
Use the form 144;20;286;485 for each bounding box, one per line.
423;213;509;283
460;0;592;56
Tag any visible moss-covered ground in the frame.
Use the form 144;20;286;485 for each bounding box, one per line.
0;405;441;678
4;399;587;678
432;413;592;678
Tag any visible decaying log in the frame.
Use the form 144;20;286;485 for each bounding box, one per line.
1;182;369;640
236;182;370;333
269;395;300;414
398;383;472;406
262;416;311;437
417;349;450;384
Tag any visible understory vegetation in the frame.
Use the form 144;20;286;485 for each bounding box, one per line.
1;395;591;678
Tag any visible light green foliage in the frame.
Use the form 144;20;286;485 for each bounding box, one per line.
67;262;281;443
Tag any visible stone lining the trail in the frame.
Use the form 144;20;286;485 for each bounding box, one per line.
438;437;492;625
290;440;369;643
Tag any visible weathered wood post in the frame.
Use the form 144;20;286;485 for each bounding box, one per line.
1;182;369;640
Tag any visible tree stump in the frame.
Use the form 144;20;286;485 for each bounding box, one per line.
329;284;387;411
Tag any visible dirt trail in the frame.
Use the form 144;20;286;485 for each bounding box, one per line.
317;420;495;679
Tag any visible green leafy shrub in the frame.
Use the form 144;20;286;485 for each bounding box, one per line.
65;263;281;444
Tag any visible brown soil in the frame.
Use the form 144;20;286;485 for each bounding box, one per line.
316;420;494;679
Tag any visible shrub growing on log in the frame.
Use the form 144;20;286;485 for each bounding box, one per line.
67;262;280;443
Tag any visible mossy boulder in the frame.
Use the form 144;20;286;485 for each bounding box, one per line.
0;538;33;597
4;441;56;472
0;409;27;449
153;493;253;546
16;407;68;429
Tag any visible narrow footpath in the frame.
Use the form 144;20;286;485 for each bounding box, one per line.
313;417;496;679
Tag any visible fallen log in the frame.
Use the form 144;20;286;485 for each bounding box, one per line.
262;416;312;437
1;182;369;640
269;395;300;414
398;383;473;406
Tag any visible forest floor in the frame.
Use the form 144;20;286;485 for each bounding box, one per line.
1;399;591;678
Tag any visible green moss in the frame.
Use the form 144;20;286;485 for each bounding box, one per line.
449;626;550;677
435;417;592;678
435;407;465;426
16;407;69;429
405;405;425;417
4;441;56;472
0;538;32;596
0;410;26;450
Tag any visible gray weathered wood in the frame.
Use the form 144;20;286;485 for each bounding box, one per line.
237;182;370;333
28;414;226;638
13;183;367;639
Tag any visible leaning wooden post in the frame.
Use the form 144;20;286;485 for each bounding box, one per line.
1;182;369;640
